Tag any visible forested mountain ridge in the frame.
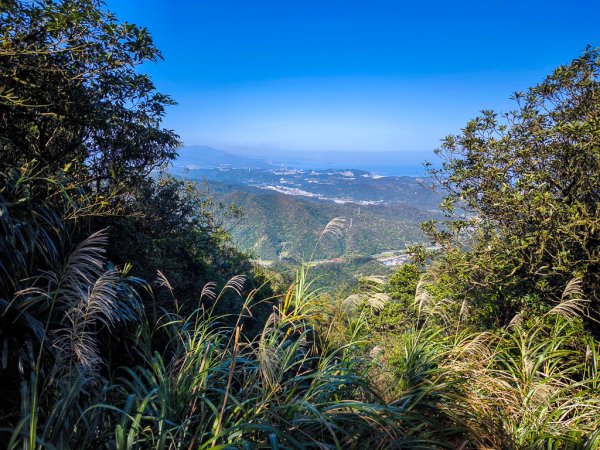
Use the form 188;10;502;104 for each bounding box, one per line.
216;186;435;260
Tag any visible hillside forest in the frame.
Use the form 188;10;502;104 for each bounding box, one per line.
1;1;600;449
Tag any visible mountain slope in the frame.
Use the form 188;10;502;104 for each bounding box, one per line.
213;185;436;260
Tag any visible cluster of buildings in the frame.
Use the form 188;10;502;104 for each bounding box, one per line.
380;253;410;267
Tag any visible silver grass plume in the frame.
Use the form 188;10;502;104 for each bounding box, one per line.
222;275;246;297
547;277;591;321
200;281;218;301
53;269;122;377
48;229;136;383
320;217;346;240
257;312;308;391
156;270;174;293
309;216;346;262
157;270;178;310
414;274;432;316
257;312;284;391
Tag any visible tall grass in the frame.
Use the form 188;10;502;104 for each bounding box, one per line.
442;302;600;448
107;265;444;449
2;238;444;448
356;273;600;449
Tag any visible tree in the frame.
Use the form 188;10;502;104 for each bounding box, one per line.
0;0;179;188
426;48;600;333
102;174;252;307
388;263;421;303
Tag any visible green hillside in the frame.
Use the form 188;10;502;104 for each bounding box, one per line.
213;186;435;260
271;255;394;294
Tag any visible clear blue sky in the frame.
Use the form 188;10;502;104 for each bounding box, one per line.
108;0;599;156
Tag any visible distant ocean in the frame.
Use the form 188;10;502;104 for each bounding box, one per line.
227;149;439;177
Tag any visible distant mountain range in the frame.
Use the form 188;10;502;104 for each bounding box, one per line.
174;146;272;170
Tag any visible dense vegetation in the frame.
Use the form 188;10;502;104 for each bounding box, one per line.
1;1;599;448
271;255;394;296
423;48;600;335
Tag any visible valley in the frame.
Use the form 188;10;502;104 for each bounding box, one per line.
171;147;443;290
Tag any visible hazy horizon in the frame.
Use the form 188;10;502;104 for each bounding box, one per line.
175;145;438;176
107;0;599;158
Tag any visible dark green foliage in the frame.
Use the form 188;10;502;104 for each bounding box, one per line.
426;48;600;333
364;301;410;333
0;163;65;298
388;264;421;303
103;175;244;299
0;0;179;187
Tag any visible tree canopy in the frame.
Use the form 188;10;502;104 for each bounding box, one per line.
0;0;179;188
426;47;600;333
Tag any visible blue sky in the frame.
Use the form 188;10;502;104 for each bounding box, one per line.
108;0;599;157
